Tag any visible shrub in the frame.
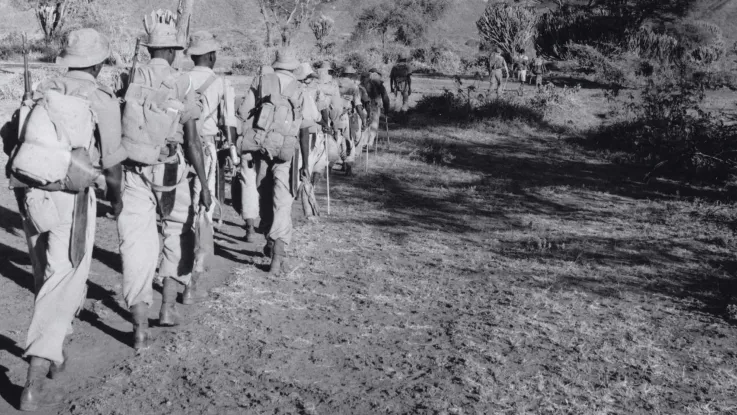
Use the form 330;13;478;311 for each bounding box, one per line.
476;4;538;57
566;43;629;86
228;37;267;75
527;83;581;116
420;139;457;165
586;78;737;182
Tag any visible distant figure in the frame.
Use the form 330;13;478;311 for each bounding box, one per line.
489;47;509;96
519;51;530;84
358;68;390;152
531;56;546;90
390;57;412;112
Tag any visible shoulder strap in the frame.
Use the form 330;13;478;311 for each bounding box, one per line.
196;74;219;96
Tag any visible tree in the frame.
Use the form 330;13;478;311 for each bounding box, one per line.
476;4;539;57
176;0;193;48
353;0;452;49
36;0;70;43
310;14;335;54
256;0;327;49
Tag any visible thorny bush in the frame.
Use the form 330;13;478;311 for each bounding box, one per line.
589;79;737;182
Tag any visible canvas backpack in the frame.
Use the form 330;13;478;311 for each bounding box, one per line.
9;88;98;187
239;72;302;161
121;70;185;165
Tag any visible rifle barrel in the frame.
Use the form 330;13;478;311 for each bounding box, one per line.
128;38;141;87
22;32;31;101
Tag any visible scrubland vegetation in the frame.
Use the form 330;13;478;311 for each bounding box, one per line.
2;1;737;414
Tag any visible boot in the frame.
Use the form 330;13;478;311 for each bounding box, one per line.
244;219;257;243
269;239;286;276
182;271;204;305
263;239;275;258
131;302;151;351
48;350;67;379
19;357;63;411
158;278;179;327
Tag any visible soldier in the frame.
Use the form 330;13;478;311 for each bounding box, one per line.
313;61;342;168
117;10;211;349
185;31;238;304
531;55;546;90
236;50;304;274
358;68;390;153
489;47;509;96
390;56;412;112
336;65;366;175
294;62;324;220
235;64;273;242
10;28;126;411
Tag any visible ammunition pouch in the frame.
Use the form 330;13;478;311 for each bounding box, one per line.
24;188;61;235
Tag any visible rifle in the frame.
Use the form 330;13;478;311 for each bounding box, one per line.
127;38;141;89
22;32;31;101
12;32;33;216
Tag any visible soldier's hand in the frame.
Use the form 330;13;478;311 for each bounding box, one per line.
110;200;123;219
200;188;213;210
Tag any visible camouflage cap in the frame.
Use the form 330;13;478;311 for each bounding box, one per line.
56;28;111;68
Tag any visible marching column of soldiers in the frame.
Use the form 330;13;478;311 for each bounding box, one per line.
1;9;414;411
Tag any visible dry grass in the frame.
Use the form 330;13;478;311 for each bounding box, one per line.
67;98;737;414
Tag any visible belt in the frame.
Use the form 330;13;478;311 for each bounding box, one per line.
201;134;217;144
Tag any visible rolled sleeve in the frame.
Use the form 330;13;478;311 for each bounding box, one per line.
177;73;200;124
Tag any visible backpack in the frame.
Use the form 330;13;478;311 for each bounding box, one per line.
121;71;185;165
239;72;302;161
9;89;97;186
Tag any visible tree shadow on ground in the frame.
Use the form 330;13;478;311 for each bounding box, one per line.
339;120;737;319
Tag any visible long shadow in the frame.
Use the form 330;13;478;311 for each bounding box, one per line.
0;334;24;360
77;309;130;348
0;334;24;410
0;204;22;235
92;246;122;274
0;365;22;411
0;242;33;292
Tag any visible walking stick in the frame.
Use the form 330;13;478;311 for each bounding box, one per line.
365;134;369;173
385;115;390;148
326;158;330;216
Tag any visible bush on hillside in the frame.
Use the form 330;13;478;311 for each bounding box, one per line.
586;78;737;182
413;87;545;127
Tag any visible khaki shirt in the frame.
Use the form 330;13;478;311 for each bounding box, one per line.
130;58;200;144
314;75;340;112
35;70;126;169
188;66;237;137
300;82;321;130
338;78;361;108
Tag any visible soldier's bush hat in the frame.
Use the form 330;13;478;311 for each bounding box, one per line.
272;49;300;71
295;62;317;80
142;10;183;50
342;65;357;75
56;28;111;68
187;31;219;56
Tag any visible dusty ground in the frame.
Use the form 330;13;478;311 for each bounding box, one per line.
1;75;737;414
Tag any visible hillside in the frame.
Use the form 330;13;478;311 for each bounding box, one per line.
1;0;734;55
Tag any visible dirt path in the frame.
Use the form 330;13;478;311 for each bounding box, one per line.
3;91;737;414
